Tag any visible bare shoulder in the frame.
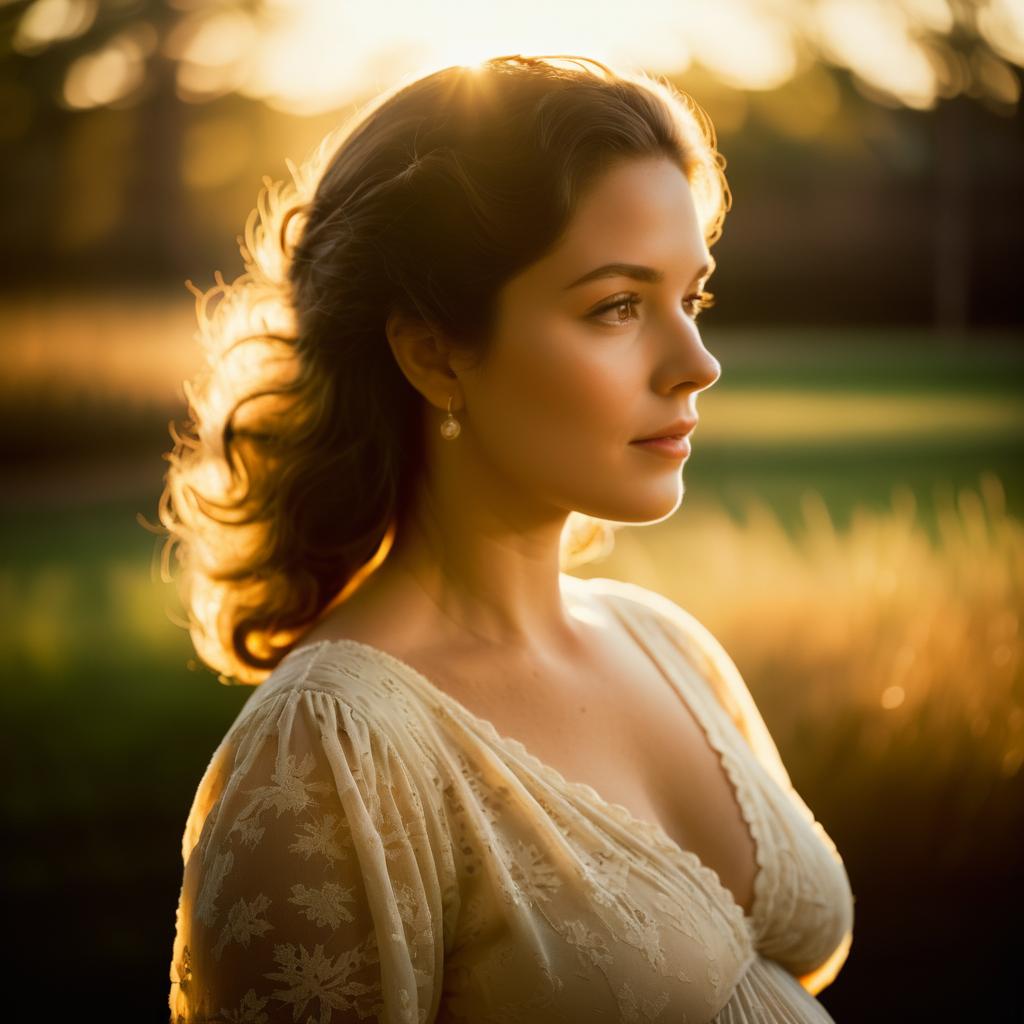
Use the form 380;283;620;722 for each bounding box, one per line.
582;576;719;658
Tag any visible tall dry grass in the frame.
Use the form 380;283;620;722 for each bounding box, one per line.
5;477;1020;774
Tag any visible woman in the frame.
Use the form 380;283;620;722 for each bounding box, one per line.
164;54;854;1023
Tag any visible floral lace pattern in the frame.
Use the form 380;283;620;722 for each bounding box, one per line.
169;576;854;1023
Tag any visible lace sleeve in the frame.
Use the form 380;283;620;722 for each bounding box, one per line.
168;687;452;1024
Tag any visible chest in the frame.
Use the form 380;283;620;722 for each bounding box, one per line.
414;633;759;919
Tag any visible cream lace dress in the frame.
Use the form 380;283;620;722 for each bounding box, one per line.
168;575;855;1023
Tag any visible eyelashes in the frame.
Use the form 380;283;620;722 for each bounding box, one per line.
588;290;716;327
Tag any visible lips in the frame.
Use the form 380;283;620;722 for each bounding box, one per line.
631;418;698;443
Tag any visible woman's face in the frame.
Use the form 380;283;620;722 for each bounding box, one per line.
456;155;722;525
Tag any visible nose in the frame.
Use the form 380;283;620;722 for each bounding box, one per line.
660;321;721;394
691;337;721;392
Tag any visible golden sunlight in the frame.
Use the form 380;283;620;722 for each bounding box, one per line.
164;8;257;103
978;0;1024;67
12;0;96;55
685;0;798;90
881;685;906;710
203;0;1004;114
816;0;937;109
62;25;154;109
236;0;629;114
13;0;1022;116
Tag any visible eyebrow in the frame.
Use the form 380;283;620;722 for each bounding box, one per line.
564;255;716;290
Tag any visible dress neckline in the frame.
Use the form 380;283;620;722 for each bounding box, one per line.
284;577;765;933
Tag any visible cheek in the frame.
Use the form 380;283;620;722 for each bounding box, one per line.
480;319;639;456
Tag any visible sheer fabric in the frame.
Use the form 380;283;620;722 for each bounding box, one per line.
168;575;854;1023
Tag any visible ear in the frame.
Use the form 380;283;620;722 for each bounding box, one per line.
384;308;465;412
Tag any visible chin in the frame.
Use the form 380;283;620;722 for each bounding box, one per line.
593;476;685;525
637;489;685;524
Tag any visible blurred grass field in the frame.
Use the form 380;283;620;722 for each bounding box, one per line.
0;304;1021;1016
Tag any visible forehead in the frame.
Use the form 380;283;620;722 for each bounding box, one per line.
528;157;709;286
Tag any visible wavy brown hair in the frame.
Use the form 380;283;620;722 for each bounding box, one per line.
150;54;732;686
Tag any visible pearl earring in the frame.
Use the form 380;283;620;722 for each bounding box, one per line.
440;395;461;440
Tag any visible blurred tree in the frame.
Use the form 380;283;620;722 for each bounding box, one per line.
0;0;267;278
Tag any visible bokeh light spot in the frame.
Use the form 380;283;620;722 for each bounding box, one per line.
881;685;906;709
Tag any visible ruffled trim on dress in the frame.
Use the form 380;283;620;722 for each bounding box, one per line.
593;585;774;937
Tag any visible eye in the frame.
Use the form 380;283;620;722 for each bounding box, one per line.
589;292;642;326
588;289;717;327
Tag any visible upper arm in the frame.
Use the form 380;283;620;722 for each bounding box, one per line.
169;688;451;1024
